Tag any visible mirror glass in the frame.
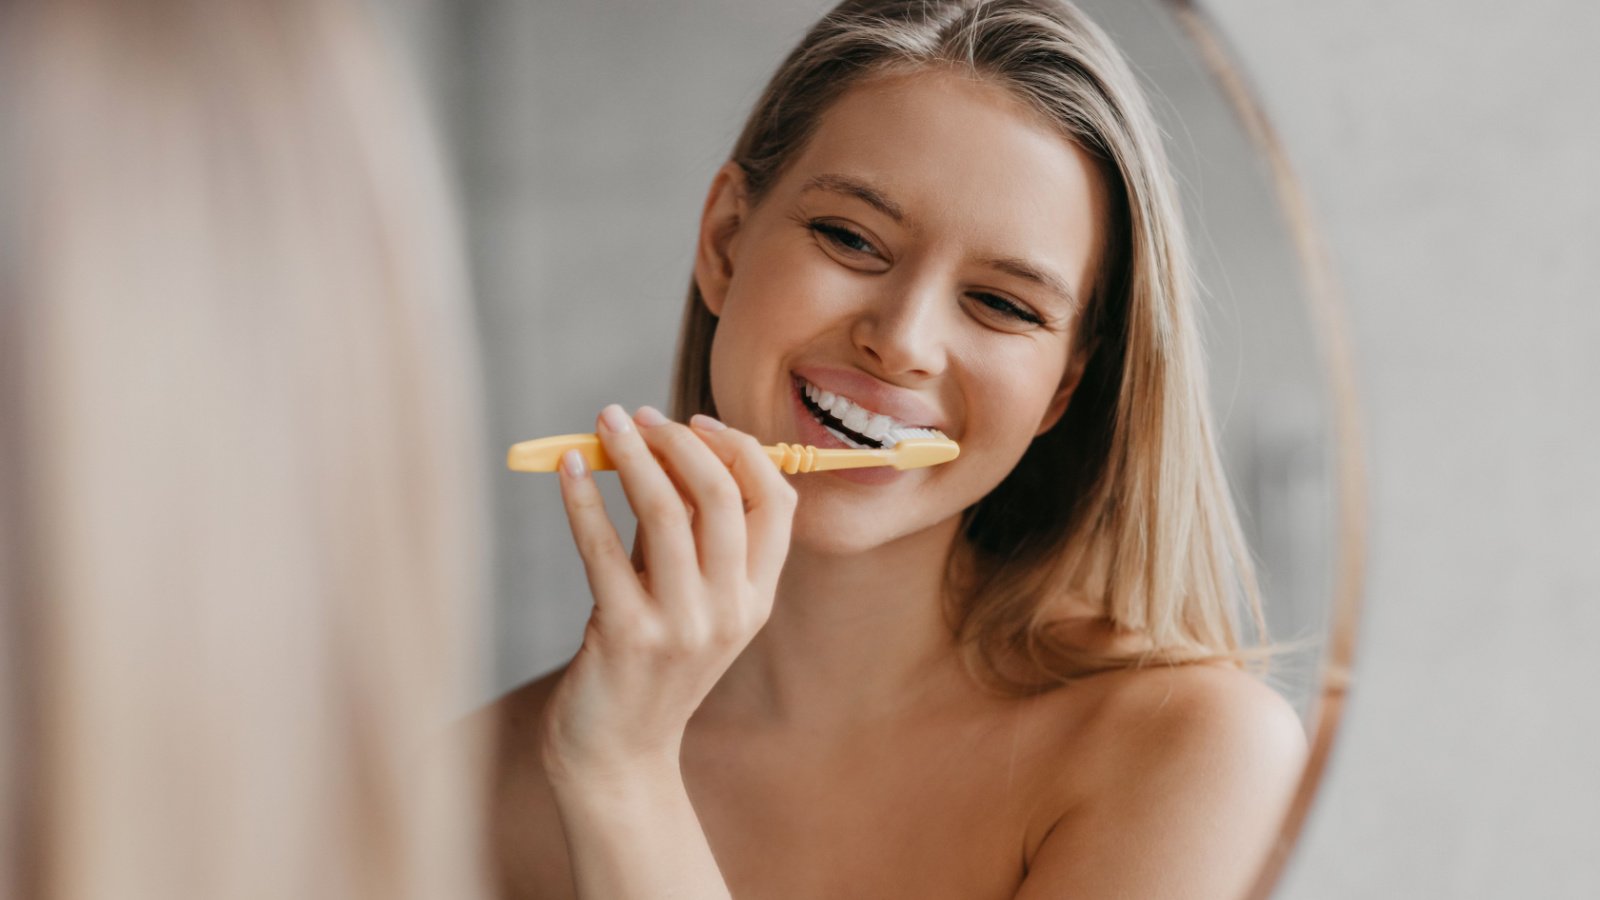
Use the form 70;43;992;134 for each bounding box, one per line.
428;0;1337;716
423;0;1347;887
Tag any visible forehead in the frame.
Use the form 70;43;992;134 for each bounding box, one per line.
777;68;1107;287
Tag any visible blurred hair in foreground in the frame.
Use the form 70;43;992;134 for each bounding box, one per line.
0;0;490;897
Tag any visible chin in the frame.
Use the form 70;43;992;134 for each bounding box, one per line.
785;494;889;556
786;488;956;558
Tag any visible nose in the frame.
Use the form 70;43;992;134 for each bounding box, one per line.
849;274;951;379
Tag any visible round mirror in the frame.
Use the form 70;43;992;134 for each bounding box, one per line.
426;1;1362;894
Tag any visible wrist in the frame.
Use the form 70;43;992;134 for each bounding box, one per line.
541;742;682;795
545;759;689;828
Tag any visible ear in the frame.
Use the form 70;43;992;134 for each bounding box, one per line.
693;161;750;318
1035;339;1096;436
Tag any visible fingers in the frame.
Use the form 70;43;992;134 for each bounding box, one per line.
594;404;698;594
556;447;644;616
631;406;748;586
686;413;798;590
588;403;796;602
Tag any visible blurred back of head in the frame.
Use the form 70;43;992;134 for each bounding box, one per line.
0;0;489;897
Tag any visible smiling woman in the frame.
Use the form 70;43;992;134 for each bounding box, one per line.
472;2;1312;899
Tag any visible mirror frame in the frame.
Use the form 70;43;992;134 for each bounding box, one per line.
1159;3;1367;896
451;2;1367;891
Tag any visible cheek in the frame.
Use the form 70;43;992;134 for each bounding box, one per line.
705;249;833;422
732;232;869;324
965;357;1064;443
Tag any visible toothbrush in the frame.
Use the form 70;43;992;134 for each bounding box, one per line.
507;432;959;474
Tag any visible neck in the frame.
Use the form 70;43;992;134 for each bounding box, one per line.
701;514;980;733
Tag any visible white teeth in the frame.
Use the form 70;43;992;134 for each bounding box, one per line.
799;376;947;446
841;405;870;433
803;379;908;431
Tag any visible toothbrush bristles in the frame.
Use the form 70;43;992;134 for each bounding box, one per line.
888;427;947;446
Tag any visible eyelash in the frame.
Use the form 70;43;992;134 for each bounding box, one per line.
806;220;1046;327
972;292;1045;326
809;221;876;256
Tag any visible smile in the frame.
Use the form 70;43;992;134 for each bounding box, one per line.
795;376;946;450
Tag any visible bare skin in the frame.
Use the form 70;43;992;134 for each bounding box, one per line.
489;659;1303;899
483;69;1306;899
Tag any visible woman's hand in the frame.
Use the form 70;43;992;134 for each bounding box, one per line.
540;403;797;786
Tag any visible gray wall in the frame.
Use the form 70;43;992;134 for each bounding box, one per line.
1200;0;1600;896
443;0;842;695
434;0;1600;895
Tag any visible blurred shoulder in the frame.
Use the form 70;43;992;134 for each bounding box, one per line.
463;664;574;900
477;663;570;754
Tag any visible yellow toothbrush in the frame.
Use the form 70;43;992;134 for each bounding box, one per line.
507;433;959;474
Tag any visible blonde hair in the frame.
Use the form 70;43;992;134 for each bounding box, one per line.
670;0;1264;692
1;0;489;896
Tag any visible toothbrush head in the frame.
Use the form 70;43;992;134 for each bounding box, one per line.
888;437;960;470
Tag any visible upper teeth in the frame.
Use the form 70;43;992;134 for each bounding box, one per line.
802;379;913;443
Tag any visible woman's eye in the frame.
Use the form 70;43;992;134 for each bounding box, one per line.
809;221;878;257
971;292;1045;326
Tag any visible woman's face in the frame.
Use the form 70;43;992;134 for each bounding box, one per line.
695;68;1108;556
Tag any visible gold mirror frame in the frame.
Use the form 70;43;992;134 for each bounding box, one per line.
1157;3;1367;896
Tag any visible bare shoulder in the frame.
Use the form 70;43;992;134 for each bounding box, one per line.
1091;663;1307;776
1017;665;1307;900
470;664;574;900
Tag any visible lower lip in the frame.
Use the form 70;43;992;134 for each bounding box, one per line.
788;377;904;485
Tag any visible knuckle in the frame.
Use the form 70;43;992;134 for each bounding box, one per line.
702;479;742;510
750;608;772;633
571;488;606;513
653;422;697;451
673;615;715;651
773;481;800;508
614;618;666;654
713;613;754;647
747;593;775;623
604;428;646;457
637;495;688;527
576;533;615;561
738;591;773;628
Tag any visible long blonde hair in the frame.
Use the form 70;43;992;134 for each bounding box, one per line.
0;0;489;896
670;0;1264;693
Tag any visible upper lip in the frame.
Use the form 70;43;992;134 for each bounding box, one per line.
791;366;947;432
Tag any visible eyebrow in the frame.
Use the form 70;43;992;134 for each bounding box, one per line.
800;172;1080;310
799;173;905;222
981;255;1080;311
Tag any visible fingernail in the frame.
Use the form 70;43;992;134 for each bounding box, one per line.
634;405;669;427
599;404;633;433
689;413;726;431
561;449;587;478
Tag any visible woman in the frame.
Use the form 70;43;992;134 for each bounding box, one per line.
488;1;1305;897
0;0;490;896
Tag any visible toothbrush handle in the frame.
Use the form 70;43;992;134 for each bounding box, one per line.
765;442;891;474
507;433;612;472
507;433;895;474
